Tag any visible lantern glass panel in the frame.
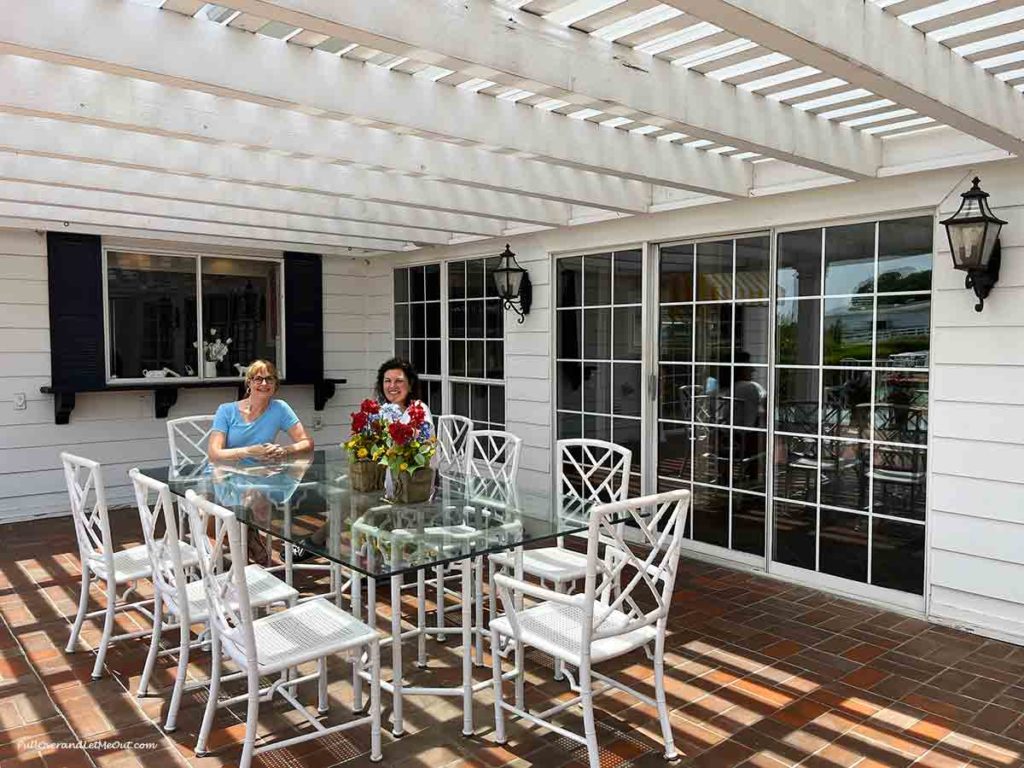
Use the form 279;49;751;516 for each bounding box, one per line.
949;222;986;269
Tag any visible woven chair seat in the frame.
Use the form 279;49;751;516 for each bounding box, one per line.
489;547;588;582
491;601;656;667
252;598;377;674
177;564;297;623
90;542;198;583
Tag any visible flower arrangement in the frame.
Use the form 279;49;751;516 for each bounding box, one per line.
194;328;232;363
379;401;436;477
345;399;388;463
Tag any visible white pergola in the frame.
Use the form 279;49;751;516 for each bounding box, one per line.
2;0;1022;255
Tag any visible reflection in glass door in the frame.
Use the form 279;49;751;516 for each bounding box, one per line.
773;216;932;596
656;235;771;556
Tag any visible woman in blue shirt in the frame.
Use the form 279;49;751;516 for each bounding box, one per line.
208;359;314;462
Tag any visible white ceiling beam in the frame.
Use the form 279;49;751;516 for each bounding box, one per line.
0;179;454;246
230;0;879;179
0;201;411;252
0;56;625;217
0;113;570;228
0;152;505;238
0;215;371;257
0;0;750;200
664;0;1024;155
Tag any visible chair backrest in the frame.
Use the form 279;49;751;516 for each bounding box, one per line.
556;438;631;507
182;490;257;668
465;429;522;485
581;489;690;644
435;414;473;476
130;469;192;621
167;415;215;471
61;452;113;568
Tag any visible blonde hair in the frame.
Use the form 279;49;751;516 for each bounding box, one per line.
244;359;280;394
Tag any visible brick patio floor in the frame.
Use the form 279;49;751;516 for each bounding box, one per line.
3;509;1024;768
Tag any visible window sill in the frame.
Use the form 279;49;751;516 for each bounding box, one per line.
39;378;347;425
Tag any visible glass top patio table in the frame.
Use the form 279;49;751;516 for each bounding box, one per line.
140;445;593;579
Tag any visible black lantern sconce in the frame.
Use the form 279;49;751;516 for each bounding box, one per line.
492;244;532;323
941;176;1007;312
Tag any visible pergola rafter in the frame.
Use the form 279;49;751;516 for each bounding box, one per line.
222;0;881;179
0;0;754;200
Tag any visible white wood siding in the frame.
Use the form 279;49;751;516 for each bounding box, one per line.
0;228;380;523
928;163;1024;644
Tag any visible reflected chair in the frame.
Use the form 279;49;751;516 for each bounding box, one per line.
488;438;631;678
183;490;381;767
62;452;160;680
130;470;297;734
490;489;691;768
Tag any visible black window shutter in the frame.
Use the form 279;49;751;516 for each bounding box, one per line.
47;232;105;390
283;252;323;383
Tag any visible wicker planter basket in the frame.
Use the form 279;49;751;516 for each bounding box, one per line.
349;459;385;492
390;468;434;504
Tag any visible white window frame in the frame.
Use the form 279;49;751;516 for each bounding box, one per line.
102;246;286;384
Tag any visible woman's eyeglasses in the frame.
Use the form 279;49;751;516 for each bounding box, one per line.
251;375;277;385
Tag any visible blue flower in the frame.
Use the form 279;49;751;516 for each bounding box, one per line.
380;403;402;421
418;421;433;441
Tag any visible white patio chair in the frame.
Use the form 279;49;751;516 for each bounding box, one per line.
488;438;631;678
465;429;522;484
166;415;215;472
434;414;473;478
183;490;381;767
62;452;162;680
490;488;691;768
130;470;298;735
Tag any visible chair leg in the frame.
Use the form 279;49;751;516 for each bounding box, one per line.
317;656;329;714
487;558;497;635
239;670;260;768
553;581;565;681
66;565;90;653
137;592;163;696
435;564;446;642
514;636;524;711
474;556;484;666
416;569;426;668
195;635;221;756
490;626;506;745
369;641;382;762
164;620;191;732
579;662;600;768
91;578;117;680
653;638;677;760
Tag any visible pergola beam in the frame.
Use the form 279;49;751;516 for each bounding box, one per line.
0;179;454;245
229;0;879;179
0;55;633;217
0;0;752;199
0;201;411;252
0;152;505;237
0;113;571;229
664;0;1024;155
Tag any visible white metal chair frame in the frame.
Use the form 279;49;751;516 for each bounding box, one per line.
130;469;298;736
489;438;632;679
183;490;381;767
490;489;691;768
62;452;158;680
166;415;215;471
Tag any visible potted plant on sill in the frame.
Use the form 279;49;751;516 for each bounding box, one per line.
379;401;436;504
344;399;388;492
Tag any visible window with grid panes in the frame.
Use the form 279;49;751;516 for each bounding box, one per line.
773;216;932;595
656;236;771;555
556;250;643;495
448;257;505;430
393;265;442;411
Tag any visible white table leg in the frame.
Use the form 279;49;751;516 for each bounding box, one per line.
461;557;473;736
390;572;404;737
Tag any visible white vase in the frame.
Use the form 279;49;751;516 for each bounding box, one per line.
203;360;218;378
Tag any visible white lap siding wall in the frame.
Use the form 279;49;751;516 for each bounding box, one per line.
396;158;1024;642
0;230;382;523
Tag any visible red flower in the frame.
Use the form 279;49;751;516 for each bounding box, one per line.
361;399;380;415
406;402;425;428
351;411;368;433
388;421;414;446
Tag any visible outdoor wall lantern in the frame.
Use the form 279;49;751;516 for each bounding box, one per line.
941;176;1007;312
492;243;532;323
